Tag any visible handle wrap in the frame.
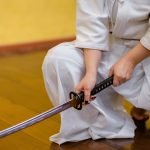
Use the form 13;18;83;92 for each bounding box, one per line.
70;76;114;110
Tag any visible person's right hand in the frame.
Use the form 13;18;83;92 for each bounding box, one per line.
75;48;101;103
75;73;97;103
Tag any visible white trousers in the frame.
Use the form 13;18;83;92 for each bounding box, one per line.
42;36;150;144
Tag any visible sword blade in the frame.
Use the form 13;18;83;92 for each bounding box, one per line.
0;98;76;138
0;76;113;138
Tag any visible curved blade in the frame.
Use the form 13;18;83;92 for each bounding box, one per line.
0;76;113;138
0;98;76;138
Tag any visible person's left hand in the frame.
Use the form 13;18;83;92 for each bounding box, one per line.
109;56;136;86
109;42;150;86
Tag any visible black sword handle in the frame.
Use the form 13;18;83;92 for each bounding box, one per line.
91;75;114;95
69;76;114;110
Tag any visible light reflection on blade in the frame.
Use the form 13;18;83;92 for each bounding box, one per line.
0;98;76;138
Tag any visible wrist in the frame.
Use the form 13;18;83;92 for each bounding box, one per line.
124;43;150;66
86;70;97;76
123;54;137;69
85;71;97;80
124;53;137;66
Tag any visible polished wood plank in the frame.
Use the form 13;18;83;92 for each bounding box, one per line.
0;97;60;144
0;51;60;149
0;52;60;123
0;51;150;150
50;139;116;150
0;51;50;112
0;120;50;150
50;131;150;150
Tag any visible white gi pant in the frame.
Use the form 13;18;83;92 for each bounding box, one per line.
42;35;150;144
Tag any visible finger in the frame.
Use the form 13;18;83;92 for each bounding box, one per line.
113;75;120;86
117;74;129;85
114;75;129;86
126;72;132;81
75;86;83;94
82;95;96;105
84;88;91;103
90;95;96;101
82;101;89;105
109;66;114;77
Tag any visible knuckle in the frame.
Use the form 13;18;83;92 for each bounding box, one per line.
84;86;91;91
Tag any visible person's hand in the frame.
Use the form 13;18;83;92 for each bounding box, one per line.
109;43;150;86
75;73;97;103
109;56;136;86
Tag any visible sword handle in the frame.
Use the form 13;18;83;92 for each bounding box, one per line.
70;76;114;110
91;75;113;95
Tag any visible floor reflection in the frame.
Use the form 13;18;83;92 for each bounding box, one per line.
50;139;115;150
130;129;150;150
50;129;150;150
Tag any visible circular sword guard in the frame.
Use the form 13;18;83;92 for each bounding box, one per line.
69;91;84;110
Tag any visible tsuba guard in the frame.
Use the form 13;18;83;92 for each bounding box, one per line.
69;91;84;110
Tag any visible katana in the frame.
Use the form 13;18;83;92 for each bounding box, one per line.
0;76;113;138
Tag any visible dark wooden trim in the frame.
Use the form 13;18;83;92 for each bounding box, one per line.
0;36;75;56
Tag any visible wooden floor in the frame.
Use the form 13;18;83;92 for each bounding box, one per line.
0;51;150;150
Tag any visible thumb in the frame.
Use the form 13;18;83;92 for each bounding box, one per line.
109;65;114;77
84;88;91;102
75;84;83;94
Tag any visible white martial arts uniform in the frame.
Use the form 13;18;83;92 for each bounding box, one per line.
42;0;150;144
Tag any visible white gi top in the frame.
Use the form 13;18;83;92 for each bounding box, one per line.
75;0;150;51
42;0;150;145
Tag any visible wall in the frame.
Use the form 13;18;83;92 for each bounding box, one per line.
0;0;75;45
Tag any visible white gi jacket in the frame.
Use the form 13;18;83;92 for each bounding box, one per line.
42;0;150;144
75;0;150;50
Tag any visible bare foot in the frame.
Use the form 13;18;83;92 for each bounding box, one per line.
131;107;149;131
131;107;149;120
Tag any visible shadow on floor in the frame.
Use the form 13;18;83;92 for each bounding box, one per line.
50;129;150;150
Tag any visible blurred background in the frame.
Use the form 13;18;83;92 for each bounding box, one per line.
0;0;75;149
0;0;75;45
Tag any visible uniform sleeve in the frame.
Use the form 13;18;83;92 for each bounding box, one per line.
75;0;109;51
140;18;150;50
